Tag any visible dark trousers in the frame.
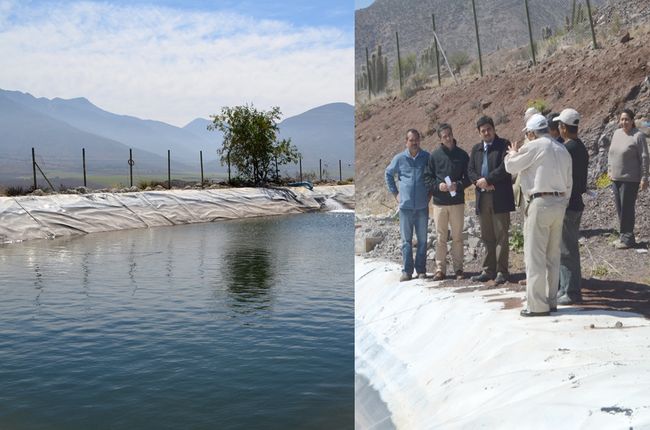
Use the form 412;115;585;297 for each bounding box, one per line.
612;181;639;246
478;192;510;275
559;210;582;299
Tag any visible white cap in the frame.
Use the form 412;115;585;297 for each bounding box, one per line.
522;113;548;132
524;107;540;122
553;108;580;126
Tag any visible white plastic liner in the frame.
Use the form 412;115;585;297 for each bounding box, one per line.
0;185;353;244
356;257;650;429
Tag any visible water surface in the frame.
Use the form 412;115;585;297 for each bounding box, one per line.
0;213;353;429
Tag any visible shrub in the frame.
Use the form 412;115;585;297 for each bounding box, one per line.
509;228;524;252
595;173;612;189
5;186;26;196
527;98;549;115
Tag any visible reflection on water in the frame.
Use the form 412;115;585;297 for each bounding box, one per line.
224;247;273;310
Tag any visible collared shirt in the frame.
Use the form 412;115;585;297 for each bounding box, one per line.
504;135;572;203
385;148;431;210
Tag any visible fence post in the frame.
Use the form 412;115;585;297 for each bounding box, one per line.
32;147;37;190
319;159;322;182
129;148;133;187
299;157;303;182
167;149;171;190
200;150;204;188
275;156;279;181
227;151;231;184
432;13;442;86
339;160;342;182
470;0;484;77
585;0;598;49
395;31;403;90
82;148;87;187
524;0;536;66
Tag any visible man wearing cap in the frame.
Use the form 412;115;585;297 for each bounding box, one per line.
505;114;572;316
554;109;589;305
547;112;565;143
514;107;541;210
386;129;431;282
424;123;471;281
468;116;515;284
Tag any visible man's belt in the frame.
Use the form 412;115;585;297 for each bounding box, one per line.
529;191;564;200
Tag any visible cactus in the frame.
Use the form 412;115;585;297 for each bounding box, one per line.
356;65;368;91
368;45;388;94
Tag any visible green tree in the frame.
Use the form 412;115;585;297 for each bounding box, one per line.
209;104;300;185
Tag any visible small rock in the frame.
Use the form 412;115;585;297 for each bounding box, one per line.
615;321;623;328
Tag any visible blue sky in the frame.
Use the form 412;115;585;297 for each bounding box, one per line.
355;0;374;10
0;0;354;126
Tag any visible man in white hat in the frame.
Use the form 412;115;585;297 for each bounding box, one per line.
553;108;589;305
505;114;572;317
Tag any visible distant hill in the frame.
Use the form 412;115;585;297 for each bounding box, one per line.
183;103;355;178
0;89;353;185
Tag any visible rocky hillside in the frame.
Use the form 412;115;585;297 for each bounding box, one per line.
355;0;608;82
356;11;650;215
356;1;650;287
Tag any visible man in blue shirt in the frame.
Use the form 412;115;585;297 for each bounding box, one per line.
385;129;431;281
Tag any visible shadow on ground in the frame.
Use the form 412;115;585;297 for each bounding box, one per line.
581;278;650;318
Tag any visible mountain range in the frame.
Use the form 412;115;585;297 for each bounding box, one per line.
0;89;353;186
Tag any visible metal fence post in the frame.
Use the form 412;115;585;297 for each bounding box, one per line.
525;0;537;66
200;150;204;188
167;149;171;190
585;0;598;49
339;160;342;182
471;0;484;76
129;149;133;187
299;157;303;182
395;31;403;90
227;151;231;184
82;148;87;187
32;147;37;190
432;13;442;86
319;159;322;182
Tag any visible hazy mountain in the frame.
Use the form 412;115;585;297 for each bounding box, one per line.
355;0;606;78
277;102;354;174
1;89;219;165
0;93;177;181
184;103;355;177
0;89;353;183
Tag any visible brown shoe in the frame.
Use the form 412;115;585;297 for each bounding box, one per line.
455;270;464;280
518;279;527;286
433;271;445;281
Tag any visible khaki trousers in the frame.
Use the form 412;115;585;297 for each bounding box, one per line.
478;192;510;275
432;204;465;274
524;196;566;312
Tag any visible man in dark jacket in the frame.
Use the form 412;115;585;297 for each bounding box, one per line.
468;116;515;284
424;123;471;281
553;108;589;305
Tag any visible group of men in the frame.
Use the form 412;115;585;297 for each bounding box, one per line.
385;108;588;317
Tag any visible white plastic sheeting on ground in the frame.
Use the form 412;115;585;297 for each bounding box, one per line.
356;257;650;429
0;185;354;244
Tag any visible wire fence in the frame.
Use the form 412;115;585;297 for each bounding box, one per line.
0;147;354;192
356;0;600;101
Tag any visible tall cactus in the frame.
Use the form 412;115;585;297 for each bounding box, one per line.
369;45;388;94
356;65;368;91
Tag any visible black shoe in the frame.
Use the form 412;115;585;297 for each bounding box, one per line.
471;272;494;282
520;309;551;317
494;272;508;285
550;306;557;312
558;294;581;305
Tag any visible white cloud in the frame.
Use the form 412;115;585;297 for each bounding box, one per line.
0;1;353;126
